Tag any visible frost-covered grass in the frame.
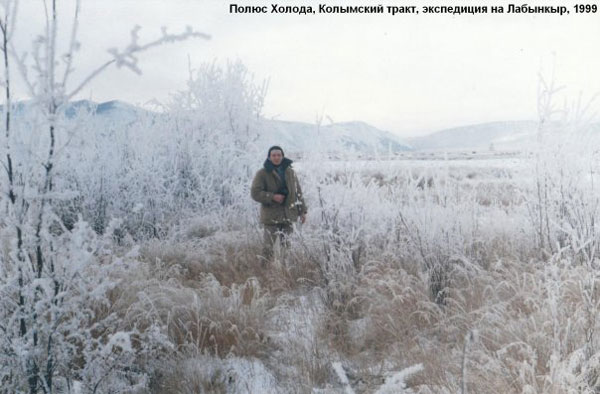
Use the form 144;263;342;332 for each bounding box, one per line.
6;143;594;392
73;137;599;393
6;90;600;391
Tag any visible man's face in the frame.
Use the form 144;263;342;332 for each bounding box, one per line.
269;150;283;166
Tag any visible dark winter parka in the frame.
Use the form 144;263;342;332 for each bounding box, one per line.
251;158;308;225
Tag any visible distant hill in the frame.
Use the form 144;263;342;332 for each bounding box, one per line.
259;119;412;154
7;100;600;153
66;99;144;125
408;120;600;152
408;121;539;151
45;100;414;154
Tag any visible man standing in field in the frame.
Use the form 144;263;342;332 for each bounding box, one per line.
251;146;307;261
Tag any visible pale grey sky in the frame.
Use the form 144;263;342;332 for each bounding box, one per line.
12;0;600;136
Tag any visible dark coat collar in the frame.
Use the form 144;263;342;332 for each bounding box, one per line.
264;157;293;173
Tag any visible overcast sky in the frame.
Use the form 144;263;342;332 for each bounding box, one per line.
12;0;600;136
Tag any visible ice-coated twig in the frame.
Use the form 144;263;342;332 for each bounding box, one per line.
68;25;210;100
332;362;356;394
375;363;424;394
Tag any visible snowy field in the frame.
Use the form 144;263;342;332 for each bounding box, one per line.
127;146;599;393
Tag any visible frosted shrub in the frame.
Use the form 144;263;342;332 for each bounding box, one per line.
56;60;267;239
0;1;206;392
166;60;266;213
0;220;171;392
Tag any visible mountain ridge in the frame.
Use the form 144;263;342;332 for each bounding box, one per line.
6;99;598;153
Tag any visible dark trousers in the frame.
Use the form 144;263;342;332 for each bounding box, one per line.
262;223;293;260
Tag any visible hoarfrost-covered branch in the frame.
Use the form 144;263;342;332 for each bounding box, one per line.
108;25;209;74
68;25;209;100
